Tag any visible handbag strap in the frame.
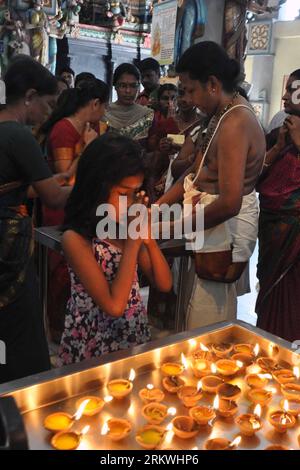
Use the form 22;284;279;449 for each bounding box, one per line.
192;104;260;185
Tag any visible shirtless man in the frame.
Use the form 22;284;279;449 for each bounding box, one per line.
157;41;266;329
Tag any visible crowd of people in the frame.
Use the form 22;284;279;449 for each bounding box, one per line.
0;43;299;385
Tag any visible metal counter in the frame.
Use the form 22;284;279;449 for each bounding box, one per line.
34;226;190;334
1;321;299;450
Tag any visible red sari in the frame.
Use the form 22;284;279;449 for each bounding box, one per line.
256;144;300;342
43;119;83;341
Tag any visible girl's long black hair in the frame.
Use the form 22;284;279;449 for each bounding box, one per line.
63;133;146;239
40;78;110;136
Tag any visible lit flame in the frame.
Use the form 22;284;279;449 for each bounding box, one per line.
211;363;217;374
74;399;91;421
197;380;202;392
281;416;288;425
283;400;289;413
236;360;244;368
258;373;272;380
101;422;109;436
266;386;277;394
165;423;174;445
147;383;154;390
213;395;220;410
104;395;113;403
181;353;188;369
189;339;197;348
167;407;177;416
293;366;300;380
81;425;90;436
129;368;136;382
250;417;261;430
230;436;242;448
200;343;209;352
254;404;262;418
250;365;261;374
128;403;135;417
254;343;260;357
269;343;278;356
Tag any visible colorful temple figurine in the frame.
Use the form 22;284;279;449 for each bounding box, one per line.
26;0;50;66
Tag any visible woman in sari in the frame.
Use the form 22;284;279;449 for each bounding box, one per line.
41;79;110;342
105;63;154;145
0;57;71;384
256;70;300;343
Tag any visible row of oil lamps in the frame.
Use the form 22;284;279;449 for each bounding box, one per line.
43;340;300;450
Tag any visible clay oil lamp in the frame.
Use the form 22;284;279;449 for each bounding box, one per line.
101;419;132;441
192;359;212;378
161;362;184;377
215;359;241;377
204;436;241;451
44;398;90;433
211;343;233;358
213;395;238;418
189;405;216;426
268;343;280;357
139;383;165;404
75;396;104;416
177;382;203;408
162;375;185;394
171;416;199;439
107;368;135;399
233;344;254;356
51;425;89;450
217;383;242;402
201;375;223;394
44;412;74;433
264;445;290;451
192;343;213;361
235;404;262;437
231;353;253;368
273;369;296;385
279;398;300;417
142;403;168;425
281;383;300;401
135;425;165;450
256;357;277;372
268;400;296;433
248;388;273;407
246;373;272;389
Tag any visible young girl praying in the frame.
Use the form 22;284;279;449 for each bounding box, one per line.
57;134;172;365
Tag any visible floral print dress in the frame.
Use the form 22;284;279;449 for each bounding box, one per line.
57;239;151;366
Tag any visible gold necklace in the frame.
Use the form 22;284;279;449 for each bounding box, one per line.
201;91;239;154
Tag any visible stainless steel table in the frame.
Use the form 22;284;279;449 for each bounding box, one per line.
34;227;190;335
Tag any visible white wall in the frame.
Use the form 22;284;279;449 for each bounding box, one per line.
269;36;300;120
244;19;300;125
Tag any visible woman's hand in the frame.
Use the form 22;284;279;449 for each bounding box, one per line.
275;124;289;152
285;115;300;149
159;137;174;154
159;137;181;155
134;190;153;245
83;122;98;147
